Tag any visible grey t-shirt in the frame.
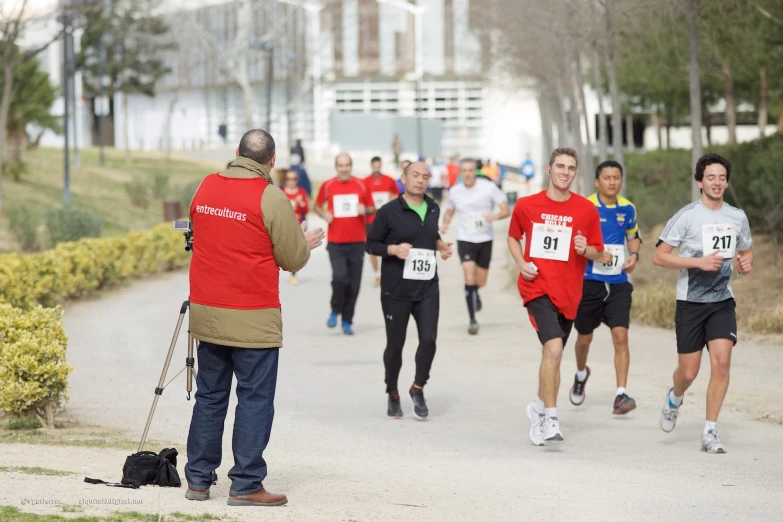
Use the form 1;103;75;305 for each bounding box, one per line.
658;200;752;303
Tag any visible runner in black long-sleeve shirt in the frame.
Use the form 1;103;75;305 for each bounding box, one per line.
366;162;454;420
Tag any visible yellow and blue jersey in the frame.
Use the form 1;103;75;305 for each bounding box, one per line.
584;193;640;284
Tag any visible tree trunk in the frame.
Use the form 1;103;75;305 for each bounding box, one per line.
165;93;180;161
235;0;255;131
685;0;703;201
779;112;783;135
565;51;582;154
123;92;131;160
703;96;712;147
654;106;663;150
0;60;15;212
538;90;554;160
666;100;673;149
604;3;624;167
625;114;634;151
554;75;569;147
758;67;767;138
593;49;608;162
574;52;594;193
722;61;736;145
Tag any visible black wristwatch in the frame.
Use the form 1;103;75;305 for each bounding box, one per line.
629;252;639;260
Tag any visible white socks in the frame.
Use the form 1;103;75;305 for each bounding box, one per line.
616;387;626;396
544;407;558;419
533;397;544;415
668;389;683;407
575;368;588;382
704;421;717;435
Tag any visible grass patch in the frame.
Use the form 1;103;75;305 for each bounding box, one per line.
0;507;225;522
0;466;72;476
59;506;82;513
0;147;223;250
631;283;676;330
4;417;41;430
0;424;178;451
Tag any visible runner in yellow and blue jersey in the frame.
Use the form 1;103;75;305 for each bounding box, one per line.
569;161;642;415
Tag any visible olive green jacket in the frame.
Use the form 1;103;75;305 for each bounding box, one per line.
188;157;310;348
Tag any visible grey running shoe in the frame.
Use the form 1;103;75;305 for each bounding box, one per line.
613;393;637;415
409;386;429;420
387;392;403;419
468;321;479;335
569;366;591;406
659;386;682;433
701;429;727;454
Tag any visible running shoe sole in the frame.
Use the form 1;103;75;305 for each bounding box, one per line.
701;445;727;454
529;423;546;446
409;394;428;421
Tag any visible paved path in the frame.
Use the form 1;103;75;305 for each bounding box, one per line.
4;186;783;521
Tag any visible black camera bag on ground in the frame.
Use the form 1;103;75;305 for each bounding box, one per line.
84;447;181;489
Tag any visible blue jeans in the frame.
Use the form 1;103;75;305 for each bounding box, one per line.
184;342;279;496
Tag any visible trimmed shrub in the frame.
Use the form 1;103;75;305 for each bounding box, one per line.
125;177;150;209
151;171;171;200
7;207;40;252
45;207;104;246
179;179;202;217
0;304;73;428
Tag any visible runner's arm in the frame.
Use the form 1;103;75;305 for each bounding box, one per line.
580;246;606;261
365;209;390;257
652;242;702;270
507;235;525;267
441;208;456;229
493;201;511;220
627;237;641;257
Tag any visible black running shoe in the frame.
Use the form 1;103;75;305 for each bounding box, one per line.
613;393;637;415
409;386;429;420
387;392;403;418
569;366;591;406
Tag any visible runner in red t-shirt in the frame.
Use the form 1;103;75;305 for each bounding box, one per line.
364;156;400;286
314;152;376;335
507;147;609;446
283;168;310;286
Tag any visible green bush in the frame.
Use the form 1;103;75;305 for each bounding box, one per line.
45;207;104;246
7;207;40;252
0;304;73;428
179;179;202;217
625;150;692;229
125;177;150;208
2;160;28;182
151;171;171;200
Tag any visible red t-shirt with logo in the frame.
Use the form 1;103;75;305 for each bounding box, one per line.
283;187;309;223
316;176;375;243
508;190;604;319
363;174;399;224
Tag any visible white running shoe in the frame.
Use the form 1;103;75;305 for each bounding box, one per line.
701;429;727;454
526;402;542;425
659;386;681;433
542;417;564;441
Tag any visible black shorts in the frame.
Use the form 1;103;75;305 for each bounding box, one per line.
574;281;633;335
675;299;737;354
525;295;574;346
457;240;492;269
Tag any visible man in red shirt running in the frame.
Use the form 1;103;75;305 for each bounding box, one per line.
364;156;399;286
314;153;376;335
507;147;609;446
283;168;310;286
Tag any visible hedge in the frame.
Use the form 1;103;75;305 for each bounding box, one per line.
0;304;72;427
0;222;190;426
0;222;190;310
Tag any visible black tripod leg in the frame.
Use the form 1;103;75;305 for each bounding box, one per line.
138;300;189;453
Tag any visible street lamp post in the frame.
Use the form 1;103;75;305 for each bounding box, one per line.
376;0;427;160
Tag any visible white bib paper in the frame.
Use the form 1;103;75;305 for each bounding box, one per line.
592;244;625;276
702;224;736;259
529;223;573;262
403;248;436;280
372;191;391;209
466;213;489;237
333;194;359;218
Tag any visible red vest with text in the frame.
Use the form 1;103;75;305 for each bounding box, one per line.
189;174;280;310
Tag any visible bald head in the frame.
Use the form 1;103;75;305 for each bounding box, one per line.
402;161;430;196
238;129;276;166
335;152;353;181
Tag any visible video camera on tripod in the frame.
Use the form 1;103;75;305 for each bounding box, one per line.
172;220;193;251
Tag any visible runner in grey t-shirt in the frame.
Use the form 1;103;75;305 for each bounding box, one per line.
652;153;754;454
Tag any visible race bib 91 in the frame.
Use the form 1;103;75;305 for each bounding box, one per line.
467;213;489;237
333;194;359;218
403;249;436;280
592;244;625;276
529;223;572;262
372;191;391;209
702;224;736;259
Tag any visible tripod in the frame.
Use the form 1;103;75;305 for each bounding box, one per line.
137;299;217;485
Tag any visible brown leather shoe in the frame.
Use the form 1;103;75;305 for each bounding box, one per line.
185;488;209;501
227;487;287;507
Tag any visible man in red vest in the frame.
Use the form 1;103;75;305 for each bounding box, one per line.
314;152;376;335
184;129;325;507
